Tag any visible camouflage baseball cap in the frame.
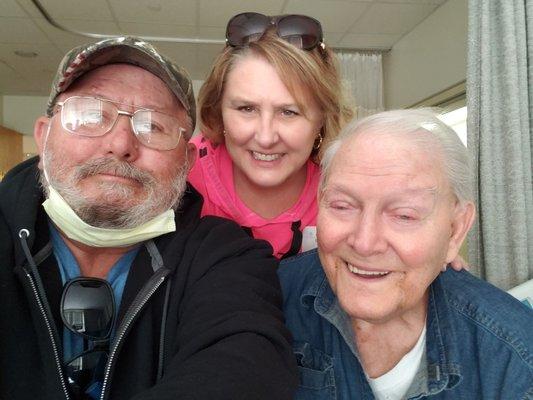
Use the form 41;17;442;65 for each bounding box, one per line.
47;36;196;133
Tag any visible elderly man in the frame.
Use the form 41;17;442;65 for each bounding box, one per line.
0;37;297;400
279;109;533;399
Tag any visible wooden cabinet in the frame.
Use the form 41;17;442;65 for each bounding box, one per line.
0;125;23;180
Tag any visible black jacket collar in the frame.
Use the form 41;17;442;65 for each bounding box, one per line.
0;157;204;269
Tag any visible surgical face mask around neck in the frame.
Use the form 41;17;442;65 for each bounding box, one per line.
40;122;176;248
43;186;176;247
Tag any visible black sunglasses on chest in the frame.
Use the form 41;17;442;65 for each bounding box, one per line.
226;12;324;50
61;277;115;397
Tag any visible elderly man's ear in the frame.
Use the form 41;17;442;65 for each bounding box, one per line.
445;202;476;264
33;116;50;170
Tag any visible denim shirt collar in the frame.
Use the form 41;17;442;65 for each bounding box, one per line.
300;263;464;399
422;277;463;395
302;270;359;357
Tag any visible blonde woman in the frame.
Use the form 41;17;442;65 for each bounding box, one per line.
189;13;352;259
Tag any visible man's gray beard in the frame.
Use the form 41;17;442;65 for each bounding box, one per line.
40;151;189;229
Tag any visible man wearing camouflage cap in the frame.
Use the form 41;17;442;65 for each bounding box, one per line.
0;36;297;400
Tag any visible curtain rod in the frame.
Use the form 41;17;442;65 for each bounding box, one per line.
31;0;390;53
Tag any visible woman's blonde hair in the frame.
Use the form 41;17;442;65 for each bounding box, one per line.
198;30;354;161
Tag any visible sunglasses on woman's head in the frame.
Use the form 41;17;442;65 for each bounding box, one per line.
226;12;324;50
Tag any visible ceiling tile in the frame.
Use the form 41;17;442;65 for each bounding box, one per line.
0;43;63;71
0;75;34;95
1;0;27;17
53;18;123;35
154;42;197;61
195;43;224;80
197;26;225;41
375;0;444;4
150;42;198;77
0;0;461;97
111;0;196;25
118;22;197;38
349;3;438;34
338;32;401;48
36;0;114;21
0;43;61;95
0;17;52;44
10;0;43;19
2;79;53;95
284;0;370;33
199;0;285;27
31;17;95;50
323;31;344;46
0;59;21;82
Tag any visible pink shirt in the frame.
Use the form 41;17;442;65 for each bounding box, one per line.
188;134;319;259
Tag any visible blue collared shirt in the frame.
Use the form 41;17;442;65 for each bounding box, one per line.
49;223;139;399
278;249;533;399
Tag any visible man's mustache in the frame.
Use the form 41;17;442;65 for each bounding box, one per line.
74;158;155;186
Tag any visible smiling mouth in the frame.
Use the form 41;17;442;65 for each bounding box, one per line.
347;263;391;278
251;151;283;161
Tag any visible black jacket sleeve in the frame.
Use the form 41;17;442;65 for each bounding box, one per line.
132;217;299;400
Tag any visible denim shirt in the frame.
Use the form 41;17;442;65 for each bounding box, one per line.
278;249;533;399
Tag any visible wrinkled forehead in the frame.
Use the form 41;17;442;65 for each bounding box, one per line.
350;128;443;165
328;130;449;189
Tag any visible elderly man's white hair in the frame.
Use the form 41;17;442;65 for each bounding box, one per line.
320;108;473;203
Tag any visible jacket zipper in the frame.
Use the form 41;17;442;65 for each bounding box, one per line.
100;273;167;400
25;271;71;399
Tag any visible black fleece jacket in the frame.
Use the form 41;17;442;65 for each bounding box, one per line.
0;157;298;400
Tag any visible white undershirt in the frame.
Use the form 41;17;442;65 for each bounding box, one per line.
366;325;427;400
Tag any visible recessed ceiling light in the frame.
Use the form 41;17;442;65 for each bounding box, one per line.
14;50;38;58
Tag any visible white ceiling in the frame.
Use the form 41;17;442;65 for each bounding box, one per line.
0;0;447;96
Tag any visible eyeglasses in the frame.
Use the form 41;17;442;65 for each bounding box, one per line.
226;12;324;50
55;96;187;151
61;277;115;396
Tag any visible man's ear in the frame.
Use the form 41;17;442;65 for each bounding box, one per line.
33;116;50;170
446;201;476;263
186;141;197;173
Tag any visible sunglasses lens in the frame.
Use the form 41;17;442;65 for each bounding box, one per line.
66;350;108;395
226;12;271;46
61;278;115;339
277;15;322;49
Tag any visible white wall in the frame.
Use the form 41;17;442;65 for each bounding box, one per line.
383;0;467;109
2;95;48;136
